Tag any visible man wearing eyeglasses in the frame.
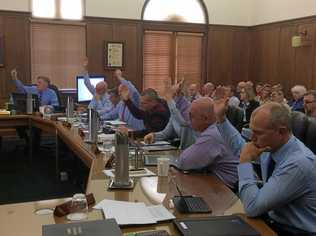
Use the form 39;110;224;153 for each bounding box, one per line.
303;90;316;118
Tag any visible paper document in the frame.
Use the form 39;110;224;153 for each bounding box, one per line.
141;145;177;152
147;205;175;222
103;168;156;178
94;200;174;225
106;120;127;126
140;141;170;146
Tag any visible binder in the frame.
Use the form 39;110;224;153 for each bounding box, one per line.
173;215;260;236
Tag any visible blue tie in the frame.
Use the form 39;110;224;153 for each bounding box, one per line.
267;155;275;179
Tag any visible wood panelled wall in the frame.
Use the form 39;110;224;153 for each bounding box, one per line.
250;17;316;96
85;17;143;90
0;11;30;106
1;10;316;105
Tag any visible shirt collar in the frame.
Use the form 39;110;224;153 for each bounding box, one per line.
270;135;295;164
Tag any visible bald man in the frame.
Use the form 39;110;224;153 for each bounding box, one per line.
175;97;239;190
82;59;112;112
217;101;316;235
187;83;201;103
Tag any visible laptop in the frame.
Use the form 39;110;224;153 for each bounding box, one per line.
173;215;260;236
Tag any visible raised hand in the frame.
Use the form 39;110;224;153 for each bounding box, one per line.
11;68;18;80
144;133;154;144
119;84;130;101
213;97;229;123
83;57;89;73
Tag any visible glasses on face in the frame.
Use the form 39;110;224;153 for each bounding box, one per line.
304;100;316;105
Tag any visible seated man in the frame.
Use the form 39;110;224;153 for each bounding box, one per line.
175;97;239;190
304;90;316;118
113;69;140;106
82;59;111;113
100;84;145;132
202;82;215;97
11;69;59;107
216;101;316;235
11;69;59;153
120;86;170;138
144;82;195;149
187;83;201;103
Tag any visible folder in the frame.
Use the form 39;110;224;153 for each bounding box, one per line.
173;215;260;236
42;219;122;236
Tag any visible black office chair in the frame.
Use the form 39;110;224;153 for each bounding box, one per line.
226;105;244;133
305;117;316;154
290;111;316;154
49;84;65;112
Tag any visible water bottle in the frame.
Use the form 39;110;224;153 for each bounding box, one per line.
86;109;99;143
26;93;33;114
66;96;74;119
114;131;131;187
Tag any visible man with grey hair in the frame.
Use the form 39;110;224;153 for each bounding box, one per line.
202;82;215;97
288;85;307;112
120;86;170;137
175;97;239;190
304;90;316;118
187;83;201;102
216;100;316;235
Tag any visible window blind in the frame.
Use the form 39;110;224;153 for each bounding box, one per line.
31;23;86;89
143;31;173;95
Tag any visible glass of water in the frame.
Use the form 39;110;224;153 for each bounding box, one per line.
66;193;88;221
103;139;113;154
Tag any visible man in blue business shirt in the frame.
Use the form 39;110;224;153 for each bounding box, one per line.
144;82;196;149
11;69;59;153
216;100;316;235
100;74;145;131
82;59;112;114
174;97;239;190
11;69;59;107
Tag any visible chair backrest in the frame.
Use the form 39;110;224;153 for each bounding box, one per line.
226;105;244;132
290;111;309;143
305;117;316;154
48;84;62;107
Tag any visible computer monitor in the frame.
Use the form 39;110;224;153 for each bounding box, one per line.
76;75;105;103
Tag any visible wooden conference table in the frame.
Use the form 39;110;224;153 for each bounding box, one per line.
0;115;276;236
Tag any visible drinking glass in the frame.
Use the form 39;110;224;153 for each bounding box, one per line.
66;193;88;221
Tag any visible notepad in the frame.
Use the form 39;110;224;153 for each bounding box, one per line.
94;200;175;225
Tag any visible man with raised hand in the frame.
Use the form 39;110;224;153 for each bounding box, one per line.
175;97;239;190
82;58;111;113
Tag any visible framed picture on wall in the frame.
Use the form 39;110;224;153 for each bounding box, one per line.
105;42;124;68
0;35;4;67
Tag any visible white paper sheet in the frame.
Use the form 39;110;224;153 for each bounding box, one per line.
93;200;174;225
103;168;156;178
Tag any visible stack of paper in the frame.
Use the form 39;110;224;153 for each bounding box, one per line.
103;168;156;178
94;200;175;225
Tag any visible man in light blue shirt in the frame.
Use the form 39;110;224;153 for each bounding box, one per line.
216;101;316;234
174;97;239;190
100;70;144;131
82;59;112;113
11;69;59;107
144;88;195;149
